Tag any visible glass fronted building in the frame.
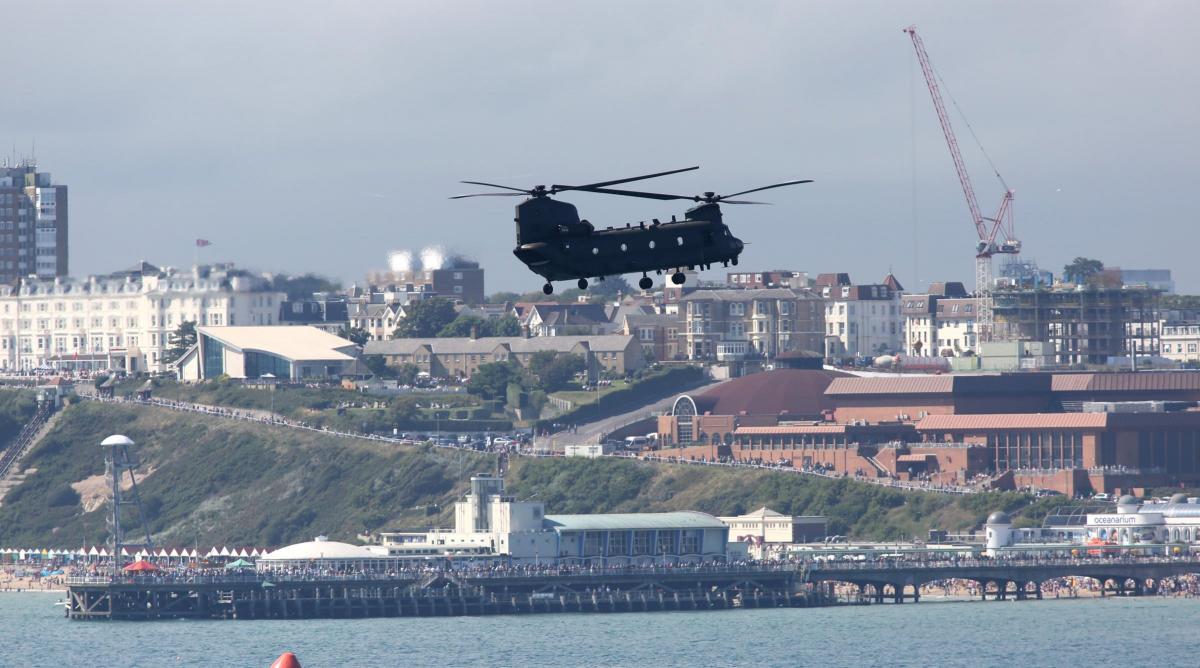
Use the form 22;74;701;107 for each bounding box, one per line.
177;326;359;381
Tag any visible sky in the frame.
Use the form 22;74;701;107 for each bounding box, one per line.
3;0;1197;294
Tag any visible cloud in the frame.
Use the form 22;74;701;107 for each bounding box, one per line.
2;0;1196;291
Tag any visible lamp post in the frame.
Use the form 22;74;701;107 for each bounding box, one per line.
262;373;276;416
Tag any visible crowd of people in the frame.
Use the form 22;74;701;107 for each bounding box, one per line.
81;393;534;455
630;452;978;495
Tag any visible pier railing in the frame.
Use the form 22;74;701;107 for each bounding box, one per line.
67;562;803;587
807;555;1200;572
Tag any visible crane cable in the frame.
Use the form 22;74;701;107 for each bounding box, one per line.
931;67;1010;194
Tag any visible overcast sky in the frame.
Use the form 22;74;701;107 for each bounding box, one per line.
4;0;1197;293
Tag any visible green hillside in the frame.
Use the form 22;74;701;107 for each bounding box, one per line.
0;389;39;444
505;457;1049;540
0;399;1053;548
0;401;493;548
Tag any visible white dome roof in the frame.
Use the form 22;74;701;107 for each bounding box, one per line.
261;539;377;561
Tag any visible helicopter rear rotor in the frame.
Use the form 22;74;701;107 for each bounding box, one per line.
450;166;699;200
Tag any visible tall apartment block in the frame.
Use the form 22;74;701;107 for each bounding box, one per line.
0;163;67;282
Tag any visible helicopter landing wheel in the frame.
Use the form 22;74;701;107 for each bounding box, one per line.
731;256;739;266
671;272;686;285
638;275;653;291
577;278;588;290
542;282;554;295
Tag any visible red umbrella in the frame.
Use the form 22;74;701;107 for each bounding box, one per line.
122;559;159;572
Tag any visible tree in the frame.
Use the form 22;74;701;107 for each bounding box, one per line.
589;275;633;297
338;326;370;346
363;355;395;379
438;313;522;338
490;315;521;337
394;362;420;387
467;361;523;399
392;299;458;338
1063;257;1104;284
527;352;586;392
164;321;197;366
527;350;558;383
385;396;421;425
487;291;521;304
540;354;586;392
438;315;488;338
270;273;342;300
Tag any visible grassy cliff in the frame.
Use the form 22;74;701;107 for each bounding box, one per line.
0;401;493;548
505;457;1047;540
0;389;39;445
0;399;1053;547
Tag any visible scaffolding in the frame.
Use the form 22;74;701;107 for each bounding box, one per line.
992;287;1160;366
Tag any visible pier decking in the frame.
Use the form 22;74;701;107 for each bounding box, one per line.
66;564;823;621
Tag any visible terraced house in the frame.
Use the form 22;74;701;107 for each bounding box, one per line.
364;334;643;378
0;262;282;374
679;288;823;361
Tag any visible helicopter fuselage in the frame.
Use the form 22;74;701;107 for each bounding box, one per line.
511;198;744;282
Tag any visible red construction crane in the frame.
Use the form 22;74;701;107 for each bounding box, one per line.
905;25;1019;344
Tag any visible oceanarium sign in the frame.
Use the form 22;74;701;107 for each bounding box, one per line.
1087;514;1161;527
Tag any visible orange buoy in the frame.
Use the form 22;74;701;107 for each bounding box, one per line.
270;652;301;668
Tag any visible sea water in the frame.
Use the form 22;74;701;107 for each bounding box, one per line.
3;592;1195;667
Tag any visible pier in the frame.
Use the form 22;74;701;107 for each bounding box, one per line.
807;556;1200;603
66;564;823;621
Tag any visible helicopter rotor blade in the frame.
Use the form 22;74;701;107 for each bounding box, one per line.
459;180;532;193
560;186;696;201
721;179;813;199
719;200;772;205
448;192;527;199
551;166;699;193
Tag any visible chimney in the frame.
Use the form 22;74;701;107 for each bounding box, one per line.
469;324;478;340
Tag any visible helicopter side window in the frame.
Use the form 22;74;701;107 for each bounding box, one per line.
592;247;599;255
649;240;656;249
620;243;627;252
676;236;684;246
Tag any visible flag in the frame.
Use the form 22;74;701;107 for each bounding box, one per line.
195;239;212;247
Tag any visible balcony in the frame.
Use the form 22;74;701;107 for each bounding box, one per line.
716;342;748;362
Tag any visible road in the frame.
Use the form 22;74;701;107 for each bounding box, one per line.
536;378;726;451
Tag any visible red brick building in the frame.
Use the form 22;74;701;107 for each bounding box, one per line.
655;370;1200;495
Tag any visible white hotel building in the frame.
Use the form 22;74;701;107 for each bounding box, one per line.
0;262;284;375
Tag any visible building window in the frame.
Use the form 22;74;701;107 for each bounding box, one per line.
631;531;652;555
202;335;225;378
244;351;292;379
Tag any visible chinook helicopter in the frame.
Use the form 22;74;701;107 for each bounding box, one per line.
451;167;811;295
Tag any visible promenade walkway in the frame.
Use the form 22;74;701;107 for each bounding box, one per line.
75;390;979;495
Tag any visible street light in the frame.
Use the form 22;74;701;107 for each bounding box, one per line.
262;373;277;416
